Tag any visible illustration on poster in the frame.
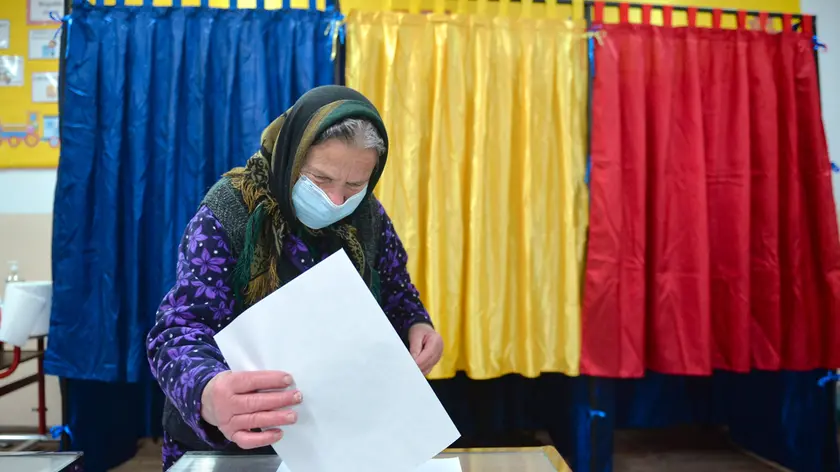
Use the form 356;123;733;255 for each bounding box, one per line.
29;29;60;60
0;113;60;148
31;72;58;102
42;116;59;145
0;56;23;86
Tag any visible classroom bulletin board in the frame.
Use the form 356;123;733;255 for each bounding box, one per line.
0;0;62;169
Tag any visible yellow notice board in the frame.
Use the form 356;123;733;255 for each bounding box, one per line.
0;0;62;169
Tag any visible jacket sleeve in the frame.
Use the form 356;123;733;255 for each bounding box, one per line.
146;204;237;447
374;202;434;339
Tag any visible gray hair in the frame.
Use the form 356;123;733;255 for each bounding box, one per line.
314;118;386;157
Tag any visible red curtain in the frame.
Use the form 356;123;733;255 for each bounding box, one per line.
582;10;840;378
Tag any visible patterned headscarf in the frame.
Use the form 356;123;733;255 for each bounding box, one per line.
224;86;389;307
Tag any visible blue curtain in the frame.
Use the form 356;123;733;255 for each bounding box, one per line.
433;372;838;472
47;0;339;469
589;371;840;472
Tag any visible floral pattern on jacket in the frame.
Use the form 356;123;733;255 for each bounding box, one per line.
146;203;431;470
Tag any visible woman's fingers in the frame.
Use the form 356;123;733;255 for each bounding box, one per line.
229;409;298;431
412;332;436;365
228;371;294;394
221;391;300;448
229;428;285;449
416;335;443;375
234;389;302;414
420;358;436;375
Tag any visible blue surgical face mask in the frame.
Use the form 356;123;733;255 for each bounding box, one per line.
292;175;368;230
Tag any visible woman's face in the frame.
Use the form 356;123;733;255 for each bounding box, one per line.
299;140;378;205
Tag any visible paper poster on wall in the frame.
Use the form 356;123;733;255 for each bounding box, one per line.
0;56;23;86
41;115;60;147
28;0;63;25
0;21;10;50
28;29;59;60
31;72;58;102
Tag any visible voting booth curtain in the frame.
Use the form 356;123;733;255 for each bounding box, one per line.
345;10;593;470
346;10;589;381
48;1;339;470
347;6;840;472
582;11;840;379
580;9;840;472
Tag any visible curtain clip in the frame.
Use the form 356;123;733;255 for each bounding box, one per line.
324;15;346;62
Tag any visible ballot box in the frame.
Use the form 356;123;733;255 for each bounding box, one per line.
0;452;83;472
169;446;571;472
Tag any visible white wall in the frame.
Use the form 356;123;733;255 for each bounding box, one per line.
0;170;56;215
0;169;61;429
800;0;840;226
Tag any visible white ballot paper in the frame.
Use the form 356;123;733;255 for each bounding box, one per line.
215;250;461;472
414;458;463;472
276;457;461;472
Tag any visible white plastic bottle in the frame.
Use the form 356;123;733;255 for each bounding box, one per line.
6;261;20;283
3;261;22;303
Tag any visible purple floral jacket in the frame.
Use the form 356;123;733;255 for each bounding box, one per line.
146;202;432;470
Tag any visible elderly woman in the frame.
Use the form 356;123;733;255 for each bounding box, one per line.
146;86;444;470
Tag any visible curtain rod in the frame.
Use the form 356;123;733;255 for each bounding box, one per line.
483;0;809;19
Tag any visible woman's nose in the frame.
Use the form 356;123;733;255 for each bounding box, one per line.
326;190;344;206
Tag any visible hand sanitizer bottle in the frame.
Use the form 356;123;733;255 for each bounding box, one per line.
3;261;22;302
6;261;21;284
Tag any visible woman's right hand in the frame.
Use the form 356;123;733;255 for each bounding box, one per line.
200;370;302;449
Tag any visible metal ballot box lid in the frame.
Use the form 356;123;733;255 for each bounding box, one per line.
170;446;571;472
0;452;83;472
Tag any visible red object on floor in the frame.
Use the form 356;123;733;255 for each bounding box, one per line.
582;14;840;377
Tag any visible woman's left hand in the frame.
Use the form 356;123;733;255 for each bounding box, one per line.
408;323;443;375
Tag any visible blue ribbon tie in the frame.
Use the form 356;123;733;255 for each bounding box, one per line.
814;35;828;51
49;425;74;450
817;372;840;387
49;12;73;59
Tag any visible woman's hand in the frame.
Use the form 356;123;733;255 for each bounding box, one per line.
408;323;443;375
200;370;301;449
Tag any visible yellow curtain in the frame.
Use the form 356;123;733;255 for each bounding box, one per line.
346;10;588;379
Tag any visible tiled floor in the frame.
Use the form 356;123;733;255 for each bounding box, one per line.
106;428;785;472
612;429;783;472
110;441;162;472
